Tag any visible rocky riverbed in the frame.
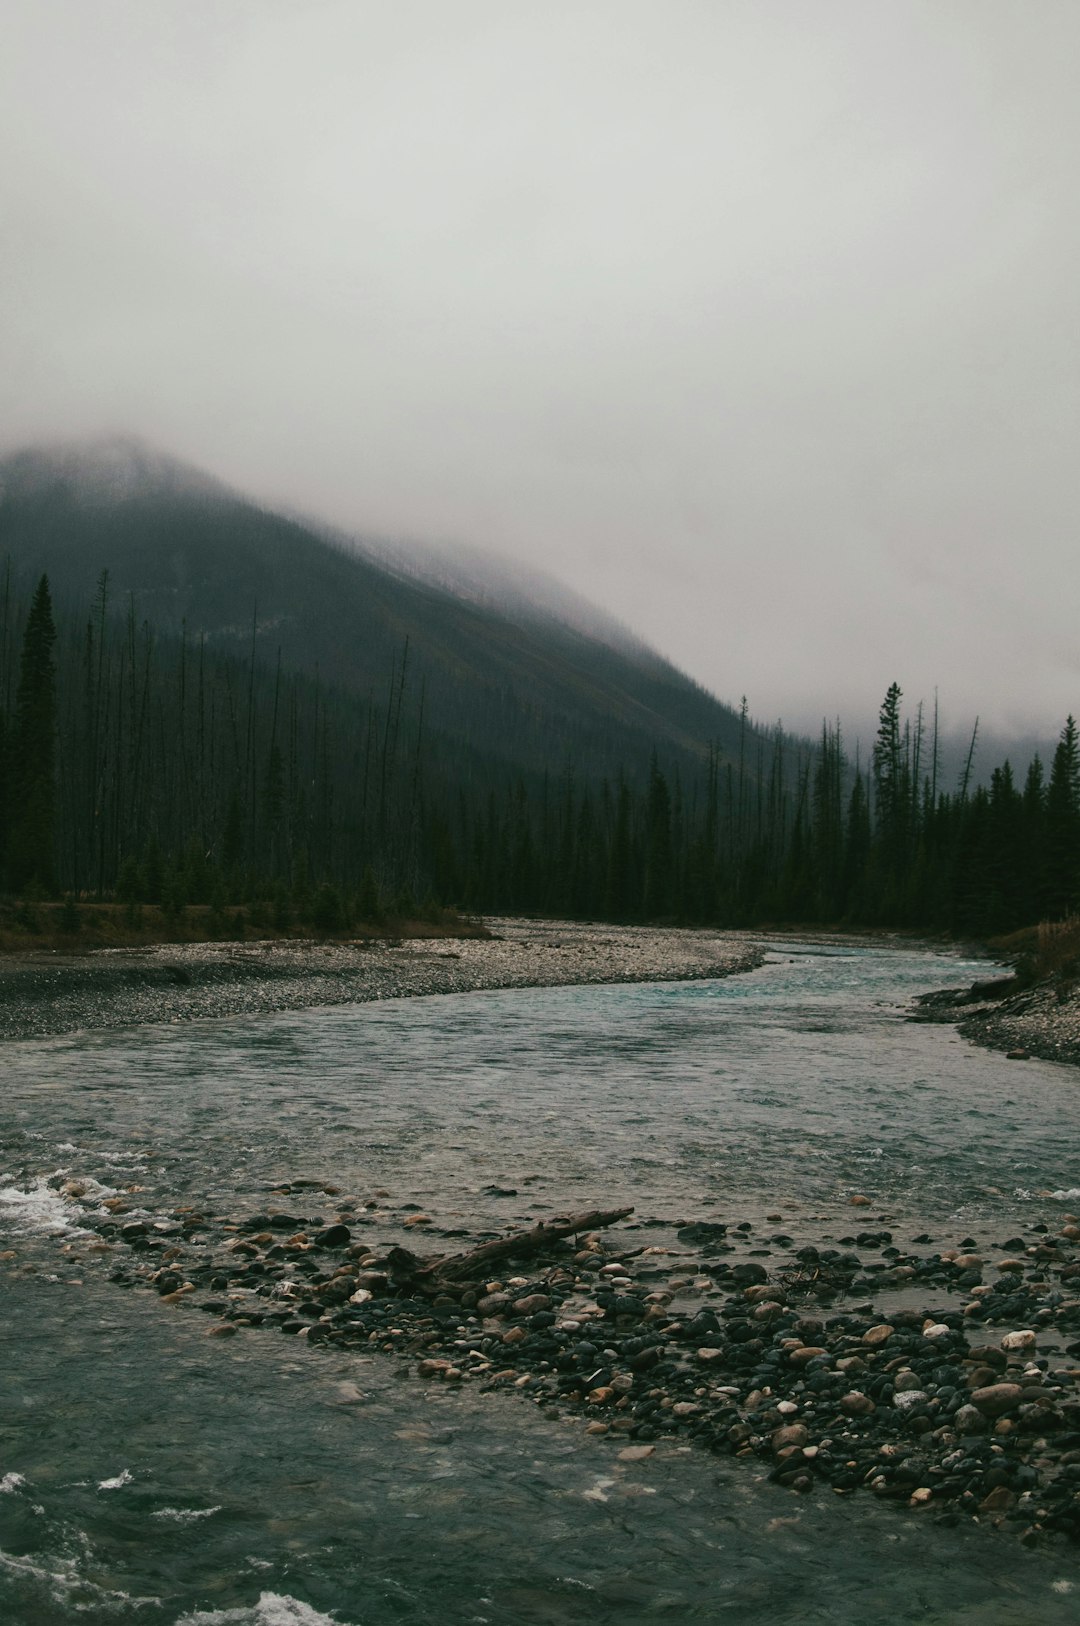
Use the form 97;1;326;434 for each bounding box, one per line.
0;920;763;1041
9;1177;1080;1547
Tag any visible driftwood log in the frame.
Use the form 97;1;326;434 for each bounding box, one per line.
386;1205;634;1290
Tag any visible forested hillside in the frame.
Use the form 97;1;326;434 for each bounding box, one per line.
1;559;1076;941
0;438;1076;940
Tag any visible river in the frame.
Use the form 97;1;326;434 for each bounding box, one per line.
2;937;1078;1623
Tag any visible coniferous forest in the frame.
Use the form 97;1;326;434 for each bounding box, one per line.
0;567;1077;943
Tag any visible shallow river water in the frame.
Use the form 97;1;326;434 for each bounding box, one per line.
2;938;1079;1624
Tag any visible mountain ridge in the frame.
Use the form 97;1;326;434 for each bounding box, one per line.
0;436;756;786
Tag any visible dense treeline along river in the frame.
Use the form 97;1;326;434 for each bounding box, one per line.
2;939;1080;1624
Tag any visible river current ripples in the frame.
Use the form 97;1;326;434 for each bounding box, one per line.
2;938;1079;1623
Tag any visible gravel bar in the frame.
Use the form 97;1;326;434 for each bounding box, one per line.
0;919;764;1042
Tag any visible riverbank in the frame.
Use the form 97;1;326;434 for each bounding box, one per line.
0;919;764;1041
913;975;1080;1069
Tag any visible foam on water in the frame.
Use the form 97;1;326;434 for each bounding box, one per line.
152;1506;222;1522
0;1174;88;1236
98;1469;134;1491
0;1473;27;1493
0;1545;157;1613
176;1595;357;1626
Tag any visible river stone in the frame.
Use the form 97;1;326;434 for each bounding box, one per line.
893;1370;922;1393
979;1486;1016;1514
954;1403;985;1435
477;1292;512;1315
771;1423;809;1453
968;1345;1007;1371
839;1392;875;1416
731;1263;768;1286
618;1445;656;1461
971;1382;1024;1416
835;1357;866;1376
893;1389;929;1411
922;1323;952;1340
513;1293;552;1317
314;1223;351;1248
788;1346;828;1365
862;1324;894;1347
1000;1330;1037;1351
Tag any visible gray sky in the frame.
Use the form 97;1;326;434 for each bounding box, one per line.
3;2;1078;742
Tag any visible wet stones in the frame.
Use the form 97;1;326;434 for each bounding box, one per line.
1000;1329;1037;1352
35;1180;1080;1546
971;1383;1025;1416
313;1223;352;1249
839;1392;876;1416
511;1293;552;1317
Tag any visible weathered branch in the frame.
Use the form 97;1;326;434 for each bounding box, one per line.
387;1205;634;1286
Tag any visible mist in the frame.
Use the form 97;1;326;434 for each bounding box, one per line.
2;1;1078;740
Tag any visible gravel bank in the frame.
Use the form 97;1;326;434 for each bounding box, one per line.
15;1178;1080;1544
0;919;764;1041
914;977;1080;1069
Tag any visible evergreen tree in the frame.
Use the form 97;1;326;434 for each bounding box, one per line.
1045;717;1080;918
642;757;673;919
7;575;57;892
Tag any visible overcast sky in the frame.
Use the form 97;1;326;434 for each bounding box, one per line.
3;1;1078;741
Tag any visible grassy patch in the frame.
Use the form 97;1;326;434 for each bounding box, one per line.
990;916;1080;988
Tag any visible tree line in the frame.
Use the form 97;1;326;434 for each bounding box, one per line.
1;570;1077;938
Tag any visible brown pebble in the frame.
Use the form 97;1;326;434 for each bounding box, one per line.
771;1424;809;1453
971;1382;1024;1416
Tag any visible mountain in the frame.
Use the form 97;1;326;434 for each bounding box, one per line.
0;436;755;787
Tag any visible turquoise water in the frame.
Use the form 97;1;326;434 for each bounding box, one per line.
2;940;1079;1623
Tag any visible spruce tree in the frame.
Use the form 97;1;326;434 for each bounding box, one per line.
7;575;57;893
1045;717;1080;918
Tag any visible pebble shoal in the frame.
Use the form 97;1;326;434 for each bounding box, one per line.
0;920;763;1041
10;1182;1080;1547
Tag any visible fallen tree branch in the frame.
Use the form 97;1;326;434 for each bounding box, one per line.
387;1205;634;1286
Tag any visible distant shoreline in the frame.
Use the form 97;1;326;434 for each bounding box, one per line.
0;919;765;1042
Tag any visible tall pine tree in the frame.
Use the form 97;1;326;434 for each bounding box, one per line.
7;575;58;893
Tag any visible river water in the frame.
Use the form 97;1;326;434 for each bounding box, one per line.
2;938;1079;1624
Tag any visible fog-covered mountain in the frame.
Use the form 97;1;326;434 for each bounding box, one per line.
0;436;754;785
